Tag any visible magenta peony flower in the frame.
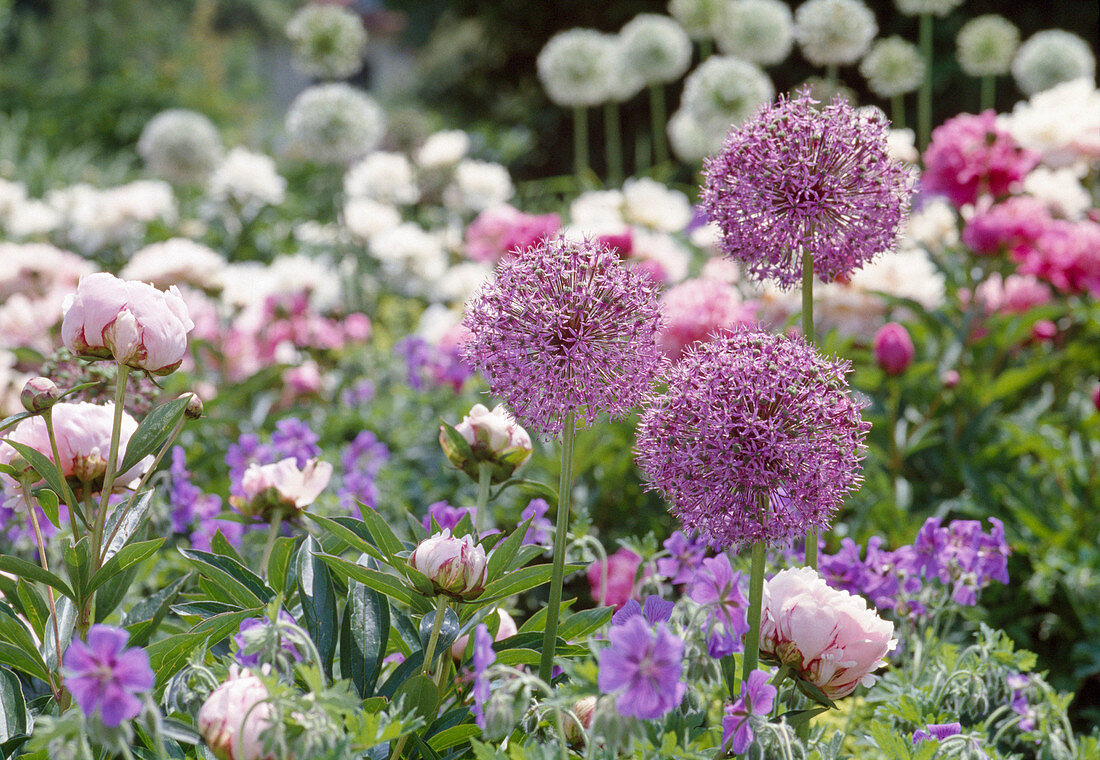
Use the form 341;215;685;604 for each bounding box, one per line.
873;322;914;376
197;666;276;760
63;625;154;727
407;529;488;599
657;278;756;359
972;273;1052;315
702;90;914;288
922;111;1039;208
1014;219;1100;297
230;457;332;520
61;272;195;375
586;546;645;609
722;669;777;753
962;196;1052;256
636;329;869;548
1;401;150;500
464;204;561;264
462;235;664;437
597;615;686;720
760;567;895;700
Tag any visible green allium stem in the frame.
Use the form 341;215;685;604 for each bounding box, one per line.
980;75;995;112
891;95;906;130
604;101;624;186
741;540;767;685
649;84;668;166
801;250;818;569
573;107;589;184
539;410;576;684
918;13;934;149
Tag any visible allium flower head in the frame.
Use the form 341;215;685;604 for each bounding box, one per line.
681;57;775;138
794;0;878;67
702;89;914;288
537;29;617;107
63;625;154;727
1012;30;1096;97
461;235;664;438
285;83;385;164
137;109;224;185
714;0;794;66
893;0;964;17
859;37;925;98
668;0;725;39
285;3;367;80
620;14;693;86
635;329;870;548
956;15;1019;78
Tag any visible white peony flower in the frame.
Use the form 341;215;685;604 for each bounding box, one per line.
1023;167;1091;220
368;223;448;296
998;78;1100;168
443;160;514;214
415;130;471;169
207;147;286;208
343;196;402;241
344;151;420;205
121;238;226;291
621;177;693;232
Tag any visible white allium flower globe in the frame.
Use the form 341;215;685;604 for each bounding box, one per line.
138;109;224;184
1012;30;1096;97
714;0;794;66
794;0;878;67
285;84;386;164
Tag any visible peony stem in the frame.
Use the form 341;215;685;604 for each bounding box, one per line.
91;364;129;570
741;540;766;686
475;461;493;535
604;101;624;186
801;250;818;570
649;84;668;166
260;509;284;580
918;13;934;149
573;107;589;183
980;75;995;112
19;481;64;705
422;595;449;677
42;407;87;534
539;410;576;684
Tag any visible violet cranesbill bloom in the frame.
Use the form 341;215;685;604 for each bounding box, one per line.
722;669;777;754
339;430;390;514
689;554;751;658
422;501;476;533
657;531;709;585
612;595;676;627
234;611;304;670
471;624;495;730
461;235;665;437
912;722;963;743
520;498;553;546
63;625;155;727
636;328;870;548
702;89;914;288
597;616;686;720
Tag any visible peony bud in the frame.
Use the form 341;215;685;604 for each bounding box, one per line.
451;609;517;660
563;696;598;746
197;667;279;760
181;392;204;420
440;404;533;484
408;530;488;600
1031;319;1057;342
1093;383;1100;413
941;369;960;388
760;567;896;701
873;322;914;376
230;458;333;520
21;377;60;413
61;272;195;375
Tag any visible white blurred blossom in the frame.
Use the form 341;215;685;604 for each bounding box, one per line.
285;83;386;164
714;0;794;66
344;151;419;205
286;3;367;80
138;109;224;184
795;0;878;67
1012;30;1096;97
208;148;286;208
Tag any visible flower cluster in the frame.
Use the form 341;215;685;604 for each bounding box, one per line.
337;430;390;514
169;446;241;550
285;3;367;80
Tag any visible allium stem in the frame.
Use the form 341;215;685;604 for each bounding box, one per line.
699;37;713;60
741;540;766;686
92;364;129;570
573;107;589;183
801;250;819;570
604;101;624;186
825;64;838;88
649;84;668;166
539;410;576;684
475;462;493;535
918;13;934;149
260;509;284;580
980;75;995;112
891;95;906;131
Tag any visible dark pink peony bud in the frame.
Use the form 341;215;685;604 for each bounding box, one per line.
873;322;914;376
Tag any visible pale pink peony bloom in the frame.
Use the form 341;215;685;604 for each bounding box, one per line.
760;567;896;700
441;403;533;484
61;272;195;375
658;278;757;359
973;273;1053;315
451;608;517;659
408;530;488;599
464;205;561;264
872;322;914;376
197;666;278;760
0;401;150;498
586;547;649;609
231;458;333;519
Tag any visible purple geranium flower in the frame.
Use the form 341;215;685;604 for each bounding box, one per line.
234;611;304;669
339;430;390;514
422;501;475;532
462;235;665;438
702;88;914;288
63;625;154;727
471;624;496;730
723;669;777;753
612;595;675;627
657;531;708;585
636;329;869;548
520;498;553;546
689;554;751;657
597;616;686;720
912;722;962;743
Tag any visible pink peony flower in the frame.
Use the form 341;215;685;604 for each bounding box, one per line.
658;278;756;359
408;529;489;599
961;196;1052;257
922;111;1039;208
0;401;150;499
464;204;561;263
197;666;278;760
451;608;517;659
587;547;648;609
973;273;1052;315
760;567;896;700
873;322;914;376
230;457;332;519
1013;219;1100;297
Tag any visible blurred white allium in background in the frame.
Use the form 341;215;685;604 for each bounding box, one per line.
794;0;878;67
286;3;368;80
714;0;794;66
536;29;618;107
893;0;965;18
285;83;386;164
138;109;224;184
668;0;725;40
860;36;925;98
1012;30;1096;96
681;56;775;137
619;14;693;86
956;15;1020;77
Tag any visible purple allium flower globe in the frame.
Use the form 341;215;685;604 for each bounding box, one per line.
702;89;915;288
635;328;870;548
462;235;665;438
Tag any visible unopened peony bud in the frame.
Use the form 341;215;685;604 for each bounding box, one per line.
197;667;279;760
230;458;333;520
408;530;488;600
873;322;914;376
1031;320;1057;342
1092;383;1100;413
440;404;533;485
760;568;896;701
941;369;960;388
21;377;60;413
451;609;517;659
181;392;204;419
564;696;598;746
